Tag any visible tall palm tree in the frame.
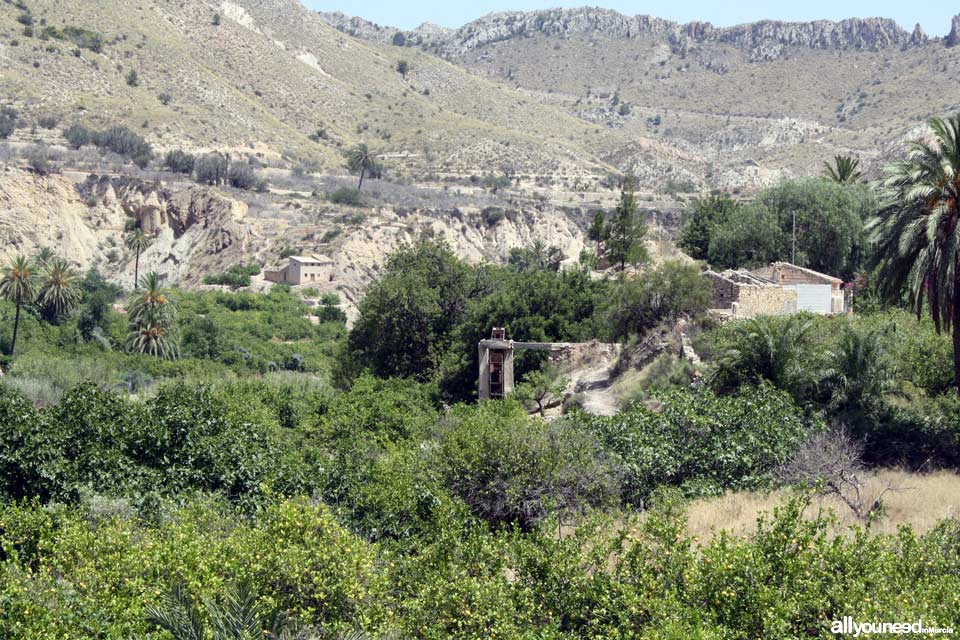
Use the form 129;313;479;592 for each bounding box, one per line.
0;256;37;356
823;155;864;184
36;257;81;323
869;114;960;396
127;272;175;325
125;228;152;289
345;144;379;191
125;272;178;359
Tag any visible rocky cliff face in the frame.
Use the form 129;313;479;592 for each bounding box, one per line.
0;172;250;290
321;7;940;61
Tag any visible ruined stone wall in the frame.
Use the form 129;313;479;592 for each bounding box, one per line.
704;271;738;308
734;285;797;317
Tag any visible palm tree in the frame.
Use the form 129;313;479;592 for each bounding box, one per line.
869;114;960;395
711;314;821;399
127;272;175;325
345;144;379;191
146;580;315;640
125;272;178;359
125;228;152;289
36;257;81;323
827;324;896;411
0;256;37;356
33;246;56;268
823;155;864;184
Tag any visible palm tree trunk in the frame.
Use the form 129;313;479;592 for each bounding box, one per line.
134;249;141;290
357;166;366;191
10;302;20;356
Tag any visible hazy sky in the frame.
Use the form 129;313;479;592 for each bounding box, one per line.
304;0;957;36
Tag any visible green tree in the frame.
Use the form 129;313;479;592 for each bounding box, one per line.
345;144;380;191
706;203;782;269
587;210;609;256
827;324;896;412
0;256;36;356
870;114;960;395
125;228;151;289
508;240;563;272
36;257;81;323
758;178;873;278
32;246;56;269
346;240;473;382
606;177;648;271
678;193;737;260
514;362;569;417
823;155;864;184
607;261;712;340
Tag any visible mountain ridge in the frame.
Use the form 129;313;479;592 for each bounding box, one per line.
320;7;960;61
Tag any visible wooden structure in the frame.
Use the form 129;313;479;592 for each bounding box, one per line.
477;327;571;400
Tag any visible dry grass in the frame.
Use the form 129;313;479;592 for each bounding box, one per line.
685;470;960;539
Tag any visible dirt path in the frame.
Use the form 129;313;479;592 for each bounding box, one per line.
558;342;622;416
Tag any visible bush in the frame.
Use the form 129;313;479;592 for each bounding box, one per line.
125;68;139;87
157;92;173;105
26;145;56;176
227;162;260;190
328;186;363;206
163;149;195;174
573;384;819;501
435;401;621;529
481;206;506;227
0;106;17;139
194;152;229;185
607;260;712;340
202;264;261;288
62;123;92;148
36;114;58;129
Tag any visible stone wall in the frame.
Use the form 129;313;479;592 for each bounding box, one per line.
734;285;797;317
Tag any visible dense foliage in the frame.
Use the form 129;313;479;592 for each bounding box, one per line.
681;178;875;279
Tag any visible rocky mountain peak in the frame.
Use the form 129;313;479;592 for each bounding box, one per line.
947;14;960;47
910;23;926;44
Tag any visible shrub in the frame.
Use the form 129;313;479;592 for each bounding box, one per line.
62;123;92;148
202;264;261;288
157;92;173;105
194;152;229;185
125;68;139;87
0;106;17;139
435;401;621;529
227;162;259;190
163;149;195;174
481;206;506;227
36;114;58;129
26;145;56;176
574;384;819;501
607;260;712;340
328;186;363;206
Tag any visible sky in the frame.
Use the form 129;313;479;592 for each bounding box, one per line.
304;0;957;36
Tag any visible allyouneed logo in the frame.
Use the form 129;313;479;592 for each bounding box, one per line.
831;617;955;636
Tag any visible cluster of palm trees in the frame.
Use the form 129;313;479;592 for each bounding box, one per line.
816;115;960;396
0;250;82;355
0;231;178;359
870;113;960;396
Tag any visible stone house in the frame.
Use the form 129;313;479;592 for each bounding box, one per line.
263;255;335;285
704;262;846;318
